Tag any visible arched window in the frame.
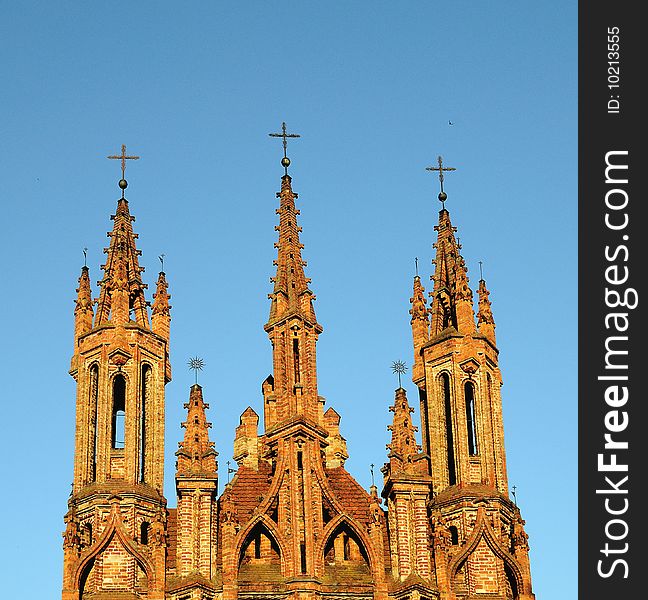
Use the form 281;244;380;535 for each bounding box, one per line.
89;364;99;481
239;523;282;581
111;375;126;449
465;382;478;456
139;365;151;482
323;522;371;583
440;373;456;485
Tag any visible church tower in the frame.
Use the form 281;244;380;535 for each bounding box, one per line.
408;157;534;600
219;124;389;600
62;148;171;600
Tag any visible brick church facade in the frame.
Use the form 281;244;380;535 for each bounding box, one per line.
62;145;535;600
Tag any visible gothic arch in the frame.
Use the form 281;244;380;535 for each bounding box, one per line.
316;514;377;578
448;507;525;595
235;514;289;576
72;505;155;593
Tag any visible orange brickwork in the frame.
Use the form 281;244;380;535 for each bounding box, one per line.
62;159;534;600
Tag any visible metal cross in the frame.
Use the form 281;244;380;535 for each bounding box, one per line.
269;122;300;157
269;122;300;174
426;155;456;208
370;463;375;486
108;144;140;180
512;485;517;505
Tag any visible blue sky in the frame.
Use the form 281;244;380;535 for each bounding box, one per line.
0;2;576;597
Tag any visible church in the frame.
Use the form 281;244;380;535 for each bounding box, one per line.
61;134;535;600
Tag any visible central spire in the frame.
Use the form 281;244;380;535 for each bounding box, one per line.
265;175;319;327
263;126;324;431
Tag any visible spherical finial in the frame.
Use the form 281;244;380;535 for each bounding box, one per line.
119;179;128;190
438;191;447;203
281;156;291;169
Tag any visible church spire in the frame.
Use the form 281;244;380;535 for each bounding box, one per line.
266;122;318;329
265;174;319;327
95;146;149;328
176;384;218;476
425;156;476;336
151;270;171;340
409;273;429;382
94;196;150;327
74;266;94;343
262;125;324;430
386;387;421;474
477;276;496;344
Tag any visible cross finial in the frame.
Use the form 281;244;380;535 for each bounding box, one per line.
512;484;517;506
107;144;140;198
269;122;301;175
370;463;375;486
425;155;456;209
159;254;165;272
479;260;484;280
414;257;419;277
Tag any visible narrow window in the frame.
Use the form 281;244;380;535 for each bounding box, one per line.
300;543;307;573
293;338;301;383
449;525;459;545
419;387;430;457
297;450;303;470
83;523;93;547
441;373;456;485
111;375;126;449
140;522;149;545
139;365;150;483
465;382;478;455
89;365;99;481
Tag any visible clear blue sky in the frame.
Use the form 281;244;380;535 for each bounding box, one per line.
0;2;576;597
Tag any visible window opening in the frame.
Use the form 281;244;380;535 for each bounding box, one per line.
111;375;126;449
